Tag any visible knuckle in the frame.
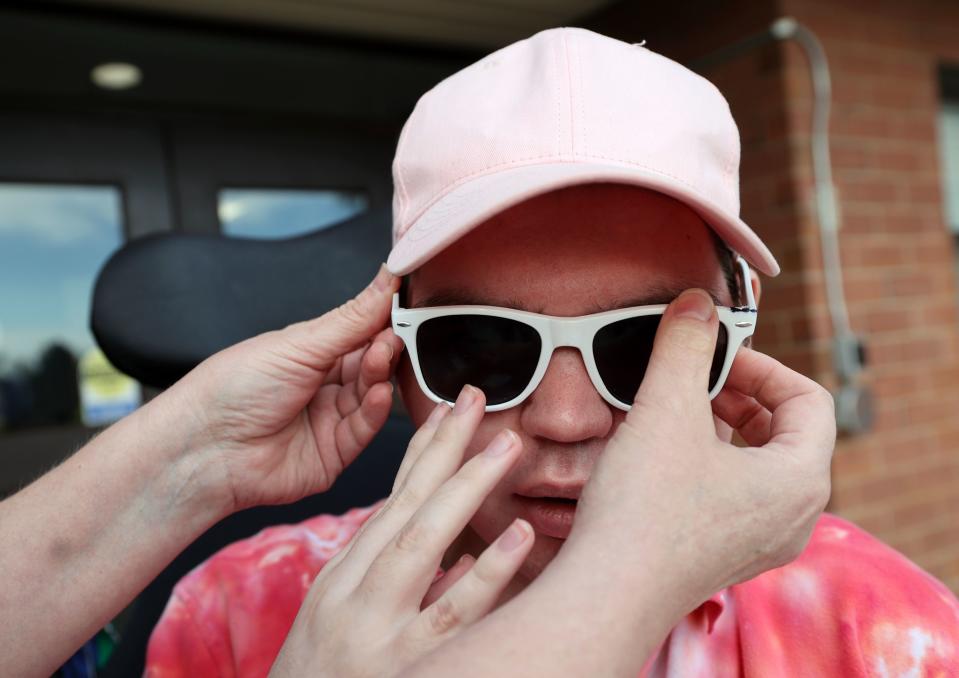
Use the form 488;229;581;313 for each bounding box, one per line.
393;517;427;554
391;483;424;513
818;385;836;409
735;401;766;431
795;466;831;513
427;418;457;446
336;297;372;328
401;431;430;464
356;570;384;603
307;572;335;605
667;321;716;358
429;481;464;513
447;461;486;492
625;394;685;434
427;597;462;635
771;545;801;570
469;558;500;588
780;529;814;566
812;475;832;512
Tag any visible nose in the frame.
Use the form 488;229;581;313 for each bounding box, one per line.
520;347;614;443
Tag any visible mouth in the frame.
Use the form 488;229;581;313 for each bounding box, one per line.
514;485;583;539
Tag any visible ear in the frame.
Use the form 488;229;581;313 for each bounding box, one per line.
749;268;762;309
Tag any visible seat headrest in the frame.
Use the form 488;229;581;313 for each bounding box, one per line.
91;207;392;388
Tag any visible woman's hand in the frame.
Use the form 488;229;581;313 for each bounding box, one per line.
0;266;411;678
152;265;404;513
269;386;534;678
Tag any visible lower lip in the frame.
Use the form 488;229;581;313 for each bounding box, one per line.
514;496;577;539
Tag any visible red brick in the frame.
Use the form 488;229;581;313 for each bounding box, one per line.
585;0;959;595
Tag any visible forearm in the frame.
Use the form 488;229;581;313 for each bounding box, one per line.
406;538;688;677
0;393;230;678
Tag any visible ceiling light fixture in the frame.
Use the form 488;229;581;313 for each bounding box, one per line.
91;62;143;91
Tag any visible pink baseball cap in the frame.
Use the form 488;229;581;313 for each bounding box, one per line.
387;27;780;278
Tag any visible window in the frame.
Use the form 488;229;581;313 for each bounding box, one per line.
938;101;959;234
218;188;369;239
0;183;141;431
939;67;959;294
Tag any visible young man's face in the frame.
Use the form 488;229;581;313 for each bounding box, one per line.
397;183;734;580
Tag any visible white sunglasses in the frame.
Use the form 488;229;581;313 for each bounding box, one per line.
392;256;757;412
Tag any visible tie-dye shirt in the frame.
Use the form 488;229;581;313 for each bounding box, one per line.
145;505;959;677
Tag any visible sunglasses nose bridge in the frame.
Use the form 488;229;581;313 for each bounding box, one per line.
548;317;587;350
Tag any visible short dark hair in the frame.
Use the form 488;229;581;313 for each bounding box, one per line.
710;229;742;305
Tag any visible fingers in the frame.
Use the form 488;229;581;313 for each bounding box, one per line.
723;347;819;412
389;386;486;508
629;289;719;424
334;338;392;415
327;329;403;423
330;382;395;469
421;554;475;609
722;348;836;458
392;403;451;493
284;265;400;373
414;519;533;638
330;328;402;388
335;386;486;586
361;426;522;609
711;387;772;447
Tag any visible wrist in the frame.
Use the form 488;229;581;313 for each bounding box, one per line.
126;386;236;528
555;525;702;640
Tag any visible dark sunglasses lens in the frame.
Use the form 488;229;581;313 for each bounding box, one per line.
593;316;729;404
416;315;541;406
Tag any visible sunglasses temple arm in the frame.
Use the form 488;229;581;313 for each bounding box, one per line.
734;255;757;310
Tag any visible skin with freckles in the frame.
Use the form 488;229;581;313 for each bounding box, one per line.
397;183;759;598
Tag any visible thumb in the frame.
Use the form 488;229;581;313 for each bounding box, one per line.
630;289;719;420
284;264;401;371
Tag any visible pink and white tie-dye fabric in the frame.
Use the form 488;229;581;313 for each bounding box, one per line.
145;506;959;677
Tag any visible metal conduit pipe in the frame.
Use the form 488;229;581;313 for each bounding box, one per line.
690;17;874;434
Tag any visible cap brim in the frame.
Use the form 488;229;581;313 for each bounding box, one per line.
388;161;780;277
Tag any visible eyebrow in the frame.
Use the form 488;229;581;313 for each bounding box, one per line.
412;284;726;313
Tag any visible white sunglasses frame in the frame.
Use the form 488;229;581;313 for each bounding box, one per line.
392;256;758;412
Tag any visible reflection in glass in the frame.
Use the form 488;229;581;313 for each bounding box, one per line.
0;183;140;430
218;188;369;239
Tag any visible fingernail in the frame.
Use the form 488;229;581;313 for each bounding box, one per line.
372;263;393;292
483;429;516;457
457;553;475;568
672;289;714;322
497;519;530;552
426;402;450;426
453;385;477;415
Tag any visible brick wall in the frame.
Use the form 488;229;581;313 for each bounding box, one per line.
585;0;959;592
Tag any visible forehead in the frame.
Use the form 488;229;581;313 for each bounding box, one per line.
408;183;729;314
